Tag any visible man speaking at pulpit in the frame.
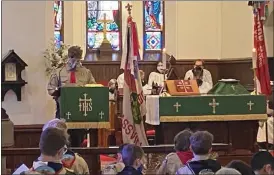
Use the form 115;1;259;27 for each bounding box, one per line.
184;59;213;94
47;46;96;146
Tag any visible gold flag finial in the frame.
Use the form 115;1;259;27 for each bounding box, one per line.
125;3;132;16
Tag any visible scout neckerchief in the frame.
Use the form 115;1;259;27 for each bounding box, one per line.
61;150;76;169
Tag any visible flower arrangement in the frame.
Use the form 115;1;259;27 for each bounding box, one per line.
44;39;70;76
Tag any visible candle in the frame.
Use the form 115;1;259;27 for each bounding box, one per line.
252;48;257;69
162;48;166;70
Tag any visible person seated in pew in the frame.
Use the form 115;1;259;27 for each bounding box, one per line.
215;168;241;175
157;129;194;175
176;131;221;175
184;59;213;94
102;144;145;175
22;127;76;175
257;99;274;152
226;160;255;175
117;144;145;175
251;151;274;175
148;62;166;88
42;119;89;174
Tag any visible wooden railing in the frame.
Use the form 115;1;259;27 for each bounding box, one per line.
2;143;255;175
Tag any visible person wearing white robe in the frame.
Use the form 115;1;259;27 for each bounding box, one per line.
117;72;124;89
184;59;213;94
148;62;166;87
257;100;274;148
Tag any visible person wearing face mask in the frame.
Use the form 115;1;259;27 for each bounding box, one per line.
184;59;213;94
47;46;96;118
257;99;274;152
22;127;76;175
42;119;89;175
251;151;274;175
148;62;166;88
47;46;96;147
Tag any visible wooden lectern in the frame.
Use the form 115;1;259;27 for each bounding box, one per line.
166;80;200;96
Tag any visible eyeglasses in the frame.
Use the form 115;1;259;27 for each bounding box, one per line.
63;145;68;155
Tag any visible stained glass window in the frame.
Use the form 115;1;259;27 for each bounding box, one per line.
143;1;164;51
54;1;63;48
86;1;121;51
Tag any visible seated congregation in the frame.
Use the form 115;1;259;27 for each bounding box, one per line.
18;118;274;175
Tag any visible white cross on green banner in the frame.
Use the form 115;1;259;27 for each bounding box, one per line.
60;87;109;129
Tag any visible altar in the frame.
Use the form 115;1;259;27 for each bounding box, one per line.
146;94;267;152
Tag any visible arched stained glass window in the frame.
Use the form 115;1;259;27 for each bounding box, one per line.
86;1;121;51
54;1;64;48
143;1;164;52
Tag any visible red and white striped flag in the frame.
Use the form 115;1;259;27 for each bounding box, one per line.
120;16;148;146
253;7;271;95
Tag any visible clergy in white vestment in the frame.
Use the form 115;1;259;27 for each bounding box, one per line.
257;100;274;148
184;59;213;94
148;62;166;87
117;72;124;89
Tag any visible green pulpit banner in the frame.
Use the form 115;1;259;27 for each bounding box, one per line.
159;95;267;122
60;87;109;129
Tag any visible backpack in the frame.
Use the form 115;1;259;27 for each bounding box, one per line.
186;159;221;175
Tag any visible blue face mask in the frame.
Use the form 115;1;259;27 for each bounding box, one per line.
67;57;78;71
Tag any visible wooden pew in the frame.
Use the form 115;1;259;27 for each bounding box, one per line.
2;143;255;175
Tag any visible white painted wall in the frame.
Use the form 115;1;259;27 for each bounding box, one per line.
2;1;55;124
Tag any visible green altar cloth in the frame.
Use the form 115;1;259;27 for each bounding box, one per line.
159;95;267;122
60;87;109;129
208;79;249;95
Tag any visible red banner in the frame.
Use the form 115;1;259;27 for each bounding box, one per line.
254;10;271;95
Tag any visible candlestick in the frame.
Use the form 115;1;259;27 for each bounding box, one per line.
162;48;166;70
252;48;257;69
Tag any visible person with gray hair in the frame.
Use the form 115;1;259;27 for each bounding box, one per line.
176;131;221;175
215;168;241;175
157;129;193;175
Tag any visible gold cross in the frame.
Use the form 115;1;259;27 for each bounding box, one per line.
125;3;132;16
209;98;219;114
247;101;254;111
173;102;181;113
97;13;112;43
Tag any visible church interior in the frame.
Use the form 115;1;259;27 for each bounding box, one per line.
1;1;274;174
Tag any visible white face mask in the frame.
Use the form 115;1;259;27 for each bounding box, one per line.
157;64;164;73
67;57;78;71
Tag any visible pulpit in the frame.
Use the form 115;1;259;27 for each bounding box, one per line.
60;86;110;146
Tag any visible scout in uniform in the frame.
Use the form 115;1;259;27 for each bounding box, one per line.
22;128;76;175
47;46;96;147
43;119;89;174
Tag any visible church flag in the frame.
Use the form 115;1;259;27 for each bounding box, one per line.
120;16;148;146
253;7;271;95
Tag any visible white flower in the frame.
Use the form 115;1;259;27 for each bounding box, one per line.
44;39;69;76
